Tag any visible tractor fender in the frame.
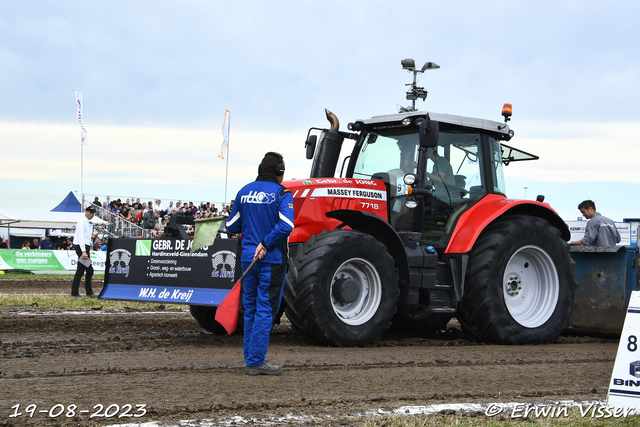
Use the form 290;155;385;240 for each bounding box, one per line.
325;209;410;286
446;194;570;254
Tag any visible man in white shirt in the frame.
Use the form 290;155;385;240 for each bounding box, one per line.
165;201;174;216
71;205;97;298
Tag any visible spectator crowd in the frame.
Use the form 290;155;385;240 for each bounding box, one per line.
11;233;108;252
0;196;234;249
12;235;76;251
92;196;233;238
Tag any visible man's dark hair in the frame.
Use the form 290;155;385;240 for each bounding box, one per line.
578;200;596;211
258;152;284;175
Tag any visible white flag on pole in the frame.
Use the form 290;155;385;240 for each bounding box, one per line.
74;91;88;145
218;109;230;160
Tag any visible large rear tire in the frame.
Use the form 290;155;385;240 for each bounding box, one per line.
284;230;399;346
189;305;244;335
457;215;575;344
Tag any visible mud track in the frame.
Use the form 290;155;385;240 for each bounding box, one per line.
0;279;619;426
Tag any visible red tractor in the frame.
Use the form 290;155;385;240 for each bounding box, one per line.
281;60;575;347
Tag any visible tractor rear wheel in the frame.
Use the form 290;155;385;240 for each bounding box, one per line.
284;230;399;346
457;215;575;344
189;305;244;335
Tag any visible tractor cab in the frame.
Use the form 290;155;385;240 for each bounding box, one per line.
339;111;537;248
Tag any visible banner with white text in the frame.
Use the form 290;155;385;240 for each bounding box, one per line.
0;249;106;271
100;237;240;305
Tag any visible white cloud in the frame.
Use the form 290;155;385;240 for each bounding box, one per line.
504;121;640;183
1;0;639;221
0;120;312;209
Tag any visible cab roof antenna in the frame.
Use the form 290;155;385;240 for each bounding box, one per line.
401;59;440;112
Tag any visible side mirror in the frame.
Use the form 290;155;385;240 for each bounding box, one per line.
305;134;317;159
419;117;439;148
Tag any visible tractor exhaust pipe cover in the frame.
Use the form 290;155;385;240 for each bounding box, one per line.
309;109;345;178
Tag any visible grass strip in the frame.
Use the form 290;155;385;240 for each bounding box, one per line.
0;272;104;280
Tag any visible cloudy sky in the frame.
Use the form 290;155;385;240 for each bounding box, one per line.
1;1;639;221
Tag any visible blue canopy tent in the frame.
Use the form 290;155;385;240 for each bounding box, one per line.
51;191;82;212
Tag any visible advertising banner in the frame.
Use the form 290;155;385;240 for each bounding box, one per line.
566;221;631;246
0;250;106;272
100;237;240;306
607;291;640;411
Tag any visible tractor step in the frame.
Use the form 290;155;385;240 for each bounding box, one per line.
431;307;456;313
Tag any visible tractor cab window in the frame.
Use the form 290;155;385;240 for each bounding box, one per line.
351;130;419;180
351;129;420;232
426;130;486;205
421;130;487;246
490;137;506;195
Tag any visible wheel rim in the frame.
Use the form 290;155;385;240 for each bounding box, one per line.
503;245;559;328
330;257;382;326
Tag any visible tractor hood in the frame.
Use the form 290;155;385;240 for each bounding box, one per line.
283;177;389;244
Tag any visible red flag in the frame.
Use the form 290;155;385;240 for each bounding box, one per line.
214;257;258;335
215;280;242;334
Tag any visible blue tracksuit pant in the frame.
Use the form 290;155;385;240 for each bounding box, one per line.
242;261;286;367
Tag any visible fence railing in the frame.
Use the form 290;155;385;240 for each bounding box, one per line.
90;203;147;239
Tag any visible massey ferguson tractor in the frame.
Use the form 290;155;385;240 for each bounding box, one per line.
101;59;576;347
280;59;575;347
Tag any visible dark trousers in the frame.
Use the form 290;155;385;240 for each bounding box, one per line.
71;245;94;296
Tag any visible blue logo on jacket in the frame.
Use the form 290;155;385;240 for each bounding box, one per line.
240;191;276;204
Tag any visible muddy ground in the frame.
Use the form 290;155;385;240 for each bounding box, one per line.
0;279;620;426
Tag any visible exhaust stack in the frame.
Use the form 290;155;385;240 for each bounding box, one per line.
309;109;345;178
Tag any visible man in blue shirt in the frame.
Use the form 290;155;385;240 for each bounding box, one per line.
226;152;294;376
38;234;55;250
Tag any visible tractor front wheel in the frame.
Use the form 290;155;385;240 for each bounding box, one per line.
284;230;399;346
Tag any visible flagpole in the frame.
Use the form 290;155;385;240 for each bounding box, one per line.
73;90;87;212
224;112;230;205
81;142;84;210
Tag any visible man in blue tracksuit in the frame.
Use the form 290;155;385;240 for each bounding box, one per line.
226;152;294;376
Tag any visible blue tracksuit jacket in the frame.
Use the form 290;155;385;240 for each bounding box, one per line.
226;174;294;264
